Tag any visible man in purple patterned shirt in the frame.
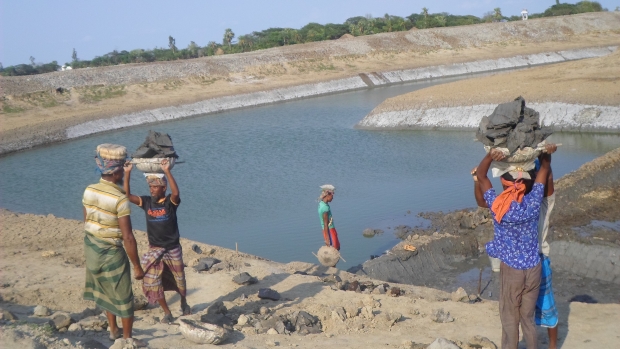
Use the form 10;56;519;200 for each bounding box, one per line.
474;144;555;349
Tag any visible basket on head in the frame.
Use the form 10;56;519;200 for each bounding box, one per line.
316;246;340;267
132;157;176;173
96;144;127;160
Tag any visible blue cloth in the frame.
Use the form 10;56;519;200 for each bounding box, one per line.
484;183;544;270
536;255;559;328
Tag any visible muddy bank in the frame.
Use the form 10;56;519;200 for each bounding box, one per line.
351;146;620;303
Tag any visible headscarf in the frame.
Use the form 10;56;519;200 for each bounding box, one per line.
491;177;526;223
95;154;124;175
318;184;335;201
145;174;167;187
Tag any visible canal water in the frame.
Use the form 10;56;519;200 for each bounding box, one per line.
1;77;619;267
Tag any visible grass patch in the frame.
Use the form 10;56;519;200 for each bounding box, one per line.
2;103;26;114
12;90;67;108
163;80;185;90
189;76;218;85
78;85;126;103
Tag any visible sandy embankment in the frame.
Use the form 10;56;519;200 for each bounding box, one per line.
358;47;620;130
1;148;620;349
2;12;620;155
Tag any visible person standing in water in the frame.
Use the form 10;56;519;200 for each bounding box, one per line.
318;184;340;250
124;159;191;324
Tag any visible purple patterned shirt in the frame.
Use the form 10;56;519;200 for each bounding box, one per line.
484;183;544;270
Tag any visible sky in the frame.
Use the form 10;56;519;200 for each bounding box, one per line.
1;0;618;66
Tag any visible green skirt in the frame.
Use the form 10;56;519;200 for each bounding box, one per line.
83;232;134;318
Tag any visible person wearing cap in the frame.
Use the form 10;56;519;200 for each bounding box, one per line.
473;143;556;349
318;185;340;250
82;144;145;347
124;159;190;324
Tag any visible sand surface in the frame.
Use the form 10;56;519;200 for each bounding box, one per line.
1;208;619;349
366;48;620;117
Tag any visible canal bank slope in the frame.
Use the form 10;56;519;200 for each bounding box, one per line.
2;149;620;348
2;12;620;155
357;46;620;130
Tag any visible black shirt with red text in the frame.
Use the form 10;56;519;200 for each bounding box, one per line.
139;195;180;249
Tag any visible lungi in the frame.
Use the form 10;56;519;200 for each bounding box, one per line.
327;228;340;251
141;245;186;304
535;255;559;328
83;232;134;318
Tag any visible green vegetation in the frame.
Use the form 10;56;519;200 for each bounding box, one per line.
0;61;60;76
0;2;607;76
2;104;26;114
78;85;126;103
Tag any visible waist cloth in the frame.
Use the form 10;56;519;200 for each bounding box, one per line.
141;245;186;304
83;232;134;318
535;254;559;328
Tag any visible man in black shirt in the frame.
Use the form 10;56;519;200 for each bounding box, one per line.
124;159;190;324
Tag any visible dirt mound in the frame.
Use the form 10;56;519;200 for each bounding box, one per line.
339;33;354;40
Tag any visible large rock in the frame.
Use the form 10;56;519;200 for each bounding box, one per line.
430;309;454;323
451;287;469;302
49;312;72;330
236;314;249;326
427;338;461;349
258;288;281;301
205;301;227;315
468;335;498;349
0;309;17;321
79;315;108;329
232;272;258;285
193;258;221;272
33;305;51;317
331;307;346;322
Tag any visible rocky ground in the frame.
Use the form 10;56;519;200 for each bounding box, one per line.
1;12;620;154
2;148;620;348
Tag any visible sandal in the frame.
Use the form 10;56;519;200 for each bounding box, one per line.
403;244;417;252
181;303;192;316
109;328;122;342
160;313;174;324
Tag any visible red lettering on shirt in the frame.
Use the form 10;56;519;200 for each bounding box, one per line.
148;208;167;217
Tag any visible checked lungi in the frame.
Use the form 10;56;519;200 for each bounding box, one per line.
83;232;134;318
535;254;559;328
141;245;187;304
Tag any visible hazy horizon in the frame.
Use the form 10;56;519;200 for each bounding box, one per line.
1;0;618;67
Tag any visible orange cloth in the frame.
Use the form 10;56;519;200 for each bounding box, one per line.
491;177;526;223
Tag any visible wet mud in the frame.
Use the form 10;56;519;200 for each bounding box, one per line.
350;147;620;304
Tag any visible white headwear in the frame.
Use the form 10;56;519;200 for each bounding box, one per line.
319;184;335;200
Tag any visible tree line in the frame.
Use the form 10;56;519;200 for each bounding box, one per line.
0;2;608;77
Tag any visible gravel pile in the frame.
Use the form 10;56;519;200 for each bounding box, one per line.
2;12;619;96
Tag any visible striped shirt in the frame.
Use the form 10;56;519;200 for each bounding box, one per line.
83;178;131;239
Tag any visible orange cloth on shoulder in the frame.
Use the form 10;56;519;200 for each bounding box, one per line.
491;177;526;223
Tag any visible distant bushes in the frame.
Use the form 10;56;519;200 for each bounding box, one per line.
0;61;60;76
1;2;607;77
